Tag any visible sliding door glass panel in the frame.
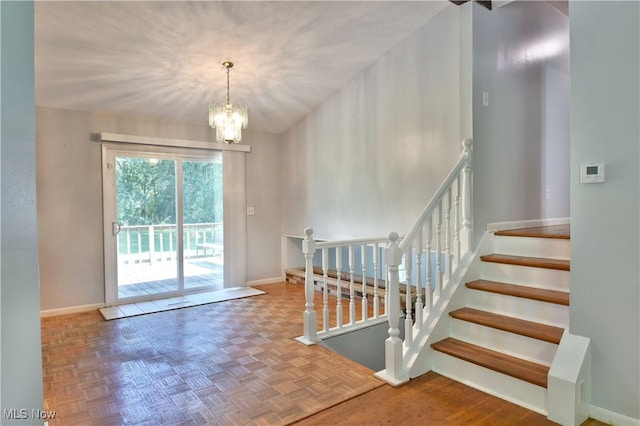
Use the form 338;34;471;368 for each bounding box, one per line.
182;160;223;291
116;156;178;299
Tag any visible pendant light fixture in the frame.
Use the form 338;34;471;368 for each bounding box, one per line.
209;61;248;144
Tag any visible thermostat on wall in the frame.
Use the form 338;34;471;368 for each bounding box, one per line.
580;163;605;183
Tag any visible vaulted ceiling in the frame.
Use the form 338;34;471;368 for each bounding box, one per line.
35;1;450;134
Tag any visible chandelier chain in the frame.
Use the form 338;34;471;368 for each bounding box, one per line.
226;66;230;103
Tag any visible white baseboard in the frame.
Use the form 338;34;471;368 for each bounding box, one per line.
590;405;640;426
41;303;105;318
486;217;570;232
247;276;285;286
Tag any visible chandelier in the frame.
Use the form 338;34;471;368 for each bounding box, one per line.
209;61;248;144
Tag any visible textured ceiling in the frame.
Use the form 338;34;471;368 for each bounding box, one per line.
35;1;449;134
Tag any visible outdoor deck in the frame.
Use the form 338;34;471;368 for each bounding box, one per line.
117;255;223;299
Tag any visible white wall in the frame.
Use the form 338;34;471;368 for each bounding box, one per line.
0;1;45;421
570;1;640;421
37;107;282;310
472;1;570;243
281;5;463;241
245;132;282;283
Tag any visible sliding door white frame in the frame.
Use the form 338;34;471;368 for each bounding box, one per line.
101;141;245;306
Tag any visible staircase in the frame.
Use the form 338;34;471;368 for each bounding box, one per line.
430;224;570;414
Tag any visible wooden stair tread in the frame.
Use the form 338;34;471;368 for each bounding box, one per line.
431;337;549;388
285;266;387;288
495;224;570;239
480;254;570;271
466;279;569;306
449;307;563;344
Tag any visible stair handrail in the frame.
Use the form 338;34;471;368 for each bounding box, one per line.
376;138;472;385
400;139;473;254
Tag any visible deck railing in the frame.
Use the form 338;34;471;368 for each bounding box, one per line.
117;222;223;265
298;139;473;386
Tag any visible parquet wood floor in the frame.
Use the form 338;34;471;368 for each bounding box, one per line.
42;282;604;426
41;283;383;425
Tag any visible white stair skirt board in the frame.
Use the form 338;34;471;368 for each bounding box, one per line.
493;235;570;260
99;287;265;320
431;350;548;415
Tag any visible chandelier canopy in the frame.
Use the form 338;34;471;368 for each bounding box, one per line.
209;61;248;144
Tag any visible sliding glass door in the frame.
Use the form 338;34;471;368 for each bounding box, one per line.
103;147;223;305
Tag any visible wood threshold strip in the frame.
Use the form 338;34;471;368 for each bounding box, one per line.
449;307;564;344
431;337;549;388
480;254;570;271
466;279;569;306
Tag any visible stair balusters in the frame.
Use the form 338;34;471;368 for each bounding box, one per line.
322;247;329;332
425;217;433;312
404;242;413;347
415;235;424;326
336;247;343;328
298;138;473;385
361;245;368;322
373;243;380;318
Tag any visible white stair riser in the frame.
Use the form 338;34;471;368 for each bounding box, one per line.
481;263;570;292
450;319;559;366
465;289;569;327
493;235;570;260
431;350;547;415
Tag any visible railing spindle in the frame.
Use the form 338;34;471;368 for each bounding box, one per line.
461;138;473;253
159;228;165;260
435;202;443;298
361;244;368;322
454;177;461;268
373;243;380;318
126;229;131;264
348;246;356;325
415;232;423;326
404;242;413;346
336;247;343;328
169;227;174;260
425;217;433;312
445;191;452;284
322;248;329;332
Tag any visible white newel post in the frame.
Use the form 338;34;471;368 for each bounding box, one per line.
299;227;318;345
461;138;473;253
375;232;409;386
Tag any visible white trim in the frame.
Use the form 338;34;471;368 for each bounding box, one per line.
590;405;640;426
494;0;517;8
99;132;251;153
41;303;105;318
247;276;284;286
486;217;570;232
